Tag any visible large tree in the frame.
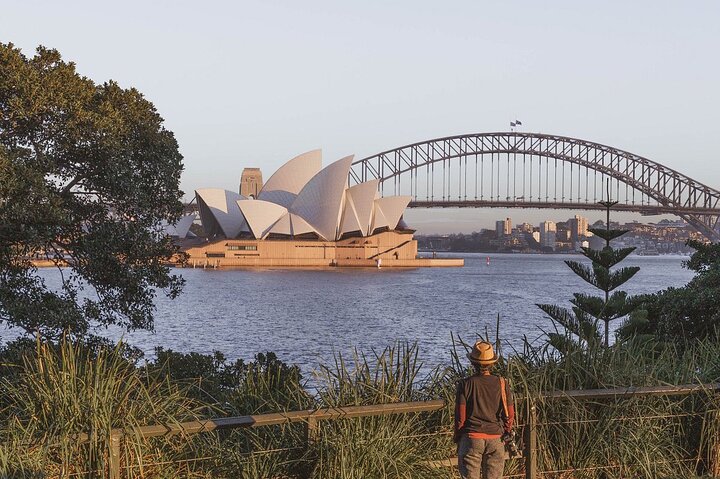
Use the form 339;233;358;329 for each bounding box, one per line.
537;198;641;351
0;43;185;339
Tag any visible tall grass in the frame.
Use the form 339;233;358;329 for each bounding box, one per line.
1;336;719;478
309;343;451;478
194;343;451;478
503;337;720;478
188;351;314;479
0;339;203;478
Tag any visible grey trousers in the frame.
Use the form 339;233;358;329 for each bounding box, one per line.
457;435;505;479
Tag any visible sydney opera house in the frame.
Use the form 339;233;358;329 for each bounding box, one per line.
171;150;462;268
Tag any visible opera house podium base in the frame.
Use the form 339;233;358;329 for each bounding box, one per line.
178;231;463;269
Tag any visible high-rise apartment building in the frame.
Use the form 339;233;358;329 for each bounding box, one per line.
496;217;512;237
567;215;589;242
540;221;557;250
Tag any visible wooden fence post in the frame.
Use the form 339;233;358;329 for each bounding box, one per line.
109;432;121;479
711;403;720;478
306;416;319;445
524;401;538;479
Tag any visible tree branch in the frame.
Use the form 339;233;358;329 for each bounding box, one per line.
60;174;87;196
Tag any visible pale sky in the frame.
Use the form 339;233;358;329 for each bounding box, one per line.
3;0;719;233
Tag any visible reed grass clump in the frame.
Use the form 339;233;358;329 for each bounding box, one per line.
2;335;719;478
181;351;314;479
503;336;720;478
0;431;47;479
0;338;204;478
308;343;451;479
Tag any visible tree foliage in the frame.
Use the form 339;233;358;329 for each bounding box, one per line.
537;202;641;352
619;240;720;342
0;43;185;339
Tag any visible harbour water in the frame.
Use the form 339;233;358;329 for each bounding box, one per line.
4;254;695;375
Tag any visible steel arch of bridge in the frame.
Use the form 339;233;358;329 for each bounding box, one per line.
349;132;720;242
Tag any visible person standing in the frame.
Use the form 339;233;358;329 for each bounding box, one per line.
454;340;515;479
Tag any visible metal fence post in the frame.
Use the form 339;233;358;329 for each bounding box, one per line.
524;401;537;479
109;432;121;479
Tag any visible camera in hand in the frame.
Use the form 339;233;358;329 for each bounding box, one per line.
501;431;521;458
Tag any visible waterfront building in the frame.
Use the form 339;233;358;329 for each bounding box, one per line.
174;150;461;268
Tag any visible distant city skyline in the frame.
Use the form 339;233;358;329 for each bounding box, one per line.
402;208;680;235
416;213;698;255
3;1;718;233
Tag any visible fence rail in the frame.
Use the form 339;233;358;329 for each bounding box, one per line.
91;383;720;479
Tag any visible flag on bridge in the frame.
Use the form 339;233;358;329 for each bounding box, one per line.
510;122;516;127
515;120;522;125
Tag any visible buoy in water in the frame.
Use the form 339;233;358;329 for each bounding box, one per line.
486;256;491;266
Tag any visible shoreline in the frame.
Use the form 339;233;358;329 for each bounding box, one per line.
419;249;689;256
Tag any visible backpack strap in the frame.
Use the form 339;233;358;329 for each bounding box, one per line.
499;376;509;419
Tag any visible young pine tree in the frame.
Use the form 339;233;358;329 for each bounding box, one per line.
538;192;641;350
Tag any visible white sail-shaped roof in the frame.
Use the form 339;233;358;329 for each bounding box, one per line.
290;155;353;241
343;180;379;236
373;196;411;232
162;213;196;238
237;199;288;239
195;189;247;238
340;200;362;236
290;214;317;236
370;203;389;233
258;149;322;208
267;212;320;237
267;213;292;236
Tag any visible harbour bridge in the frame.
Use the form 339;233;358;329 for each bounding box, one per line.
349;132;720;242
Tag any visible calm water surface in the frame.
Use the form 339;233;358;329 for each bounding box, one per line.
4;254;695;374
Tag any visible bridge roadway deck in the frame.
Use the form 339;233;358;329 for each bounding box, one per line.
409;200;720;216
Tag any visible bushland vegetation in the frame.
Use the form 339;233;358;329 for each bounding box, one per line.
1;330;719;478
619;240;720;342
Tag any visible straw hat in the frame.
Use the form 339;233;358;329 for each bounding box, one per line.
467;341;498;366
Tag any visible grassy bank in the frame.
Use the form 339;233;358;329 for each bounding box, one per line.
1;336;719;478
